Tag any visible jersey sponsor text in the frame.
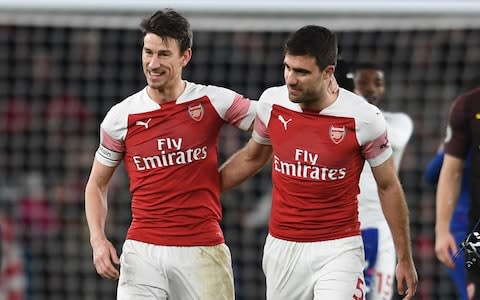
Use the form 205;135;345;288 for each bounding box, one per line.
273;148;347;181
132;137;207;170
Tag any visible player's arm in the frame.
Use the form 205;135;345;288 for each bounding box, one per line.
371;157;418;299
85;159;120;280
434;154;464;268
219;138;272;191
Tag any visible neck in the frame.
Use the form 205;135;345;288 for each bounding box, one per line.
147;80;186;104
300;89;339;112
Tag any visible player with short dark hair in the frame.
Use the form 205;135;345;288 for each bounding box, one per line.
220;25;418;300
85;8;256;300
436;86;480;300
353;62;414;300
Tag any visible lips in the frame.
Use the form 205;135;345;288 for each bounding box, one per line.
288;86;301;94
148;70;166;80
149;70;165;76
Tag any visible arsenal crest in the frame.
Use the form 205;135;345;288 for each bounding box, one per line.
329;125;346;144
188;104;204;121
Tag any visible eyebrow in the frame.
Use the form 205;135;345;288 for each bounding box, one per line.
143;47;173;55
283;62;311;74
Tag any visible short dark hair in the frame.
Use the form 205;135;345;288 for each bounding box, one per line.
140;9;193;53
285;25;337;70
352;62;382;73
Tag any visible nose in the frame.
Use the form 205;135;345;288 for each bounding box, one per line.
365;82;376;94
285;70;297;86
148;56;160;69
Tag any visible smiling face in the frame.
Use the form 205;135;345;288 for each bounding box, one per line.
283;53;334;110
142;33;191;93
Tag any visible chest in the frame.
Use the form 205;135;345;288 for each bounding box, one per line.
124;99;223;155
268;106;360;166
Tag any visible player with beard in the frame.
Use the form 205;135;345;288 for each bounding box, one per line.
220;26;417;300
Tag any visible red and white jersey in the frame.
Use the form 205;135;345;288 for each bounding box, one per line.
253;86;392;242
95;81;255;246
358;111;413;228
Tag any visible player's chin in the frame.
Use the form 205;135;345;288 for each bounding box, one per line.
288;93;302;103
147;80;165;89
366;96;379;105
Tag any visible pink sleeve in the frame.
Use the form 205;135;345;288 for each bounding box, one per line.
224;95;255;130
361;129;392;167
252;115;271;145
95;128;125;167
100;128;125;153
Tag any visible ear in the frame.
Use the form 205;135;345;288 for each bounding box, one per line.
324;65;335;78
327;75;339;94
181;48;192;67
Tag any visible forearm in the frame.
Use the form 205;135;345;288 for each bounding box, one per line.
435;162;462;234
378;181;413;261
219;138;272;191
220;149;267;190
84;160;116;244
85;181;109;244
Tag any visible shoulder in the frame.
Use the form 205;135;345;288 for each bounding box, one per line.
384;111;414;132
259;85;288;102
448;87;480;126
180;81;239;103
105;88;149;118
459;86;480;102
384;111;412;123
451;87;480;112
257;85;298;121
383;111;413;149
259;85;302;112
330;89;383;123
331;89;387;145
334;89;376;112
102;87;158;136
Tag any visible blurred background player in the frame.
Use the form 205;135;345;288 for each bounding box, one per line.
425;148;473;300
0;212;26;300
435;84;480;300
353;62;414;300
84;9;256;300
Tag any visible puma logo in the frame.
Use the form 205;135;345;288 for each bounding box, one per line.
278;115;292;130
135;118;152;129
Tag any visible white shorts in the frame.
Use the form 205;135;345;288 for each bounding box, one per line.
262;234;366;300
362;222;396;300
117;239;234;300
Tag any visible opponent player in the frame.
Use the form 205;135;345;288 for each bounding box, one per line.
220;25;417;300
436;85;480;300
353;63;414;300
84;9;256;299
426;148;472;300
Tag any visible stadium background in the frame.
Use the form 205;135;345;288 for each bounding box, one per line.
1;1;480;299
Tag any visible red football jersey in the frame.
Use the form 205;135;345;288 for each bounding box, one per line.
96;82;255;246
253;86;391;242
